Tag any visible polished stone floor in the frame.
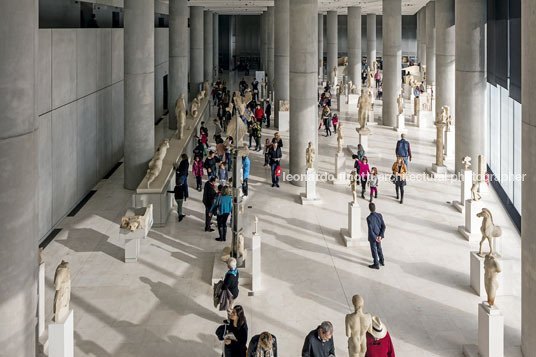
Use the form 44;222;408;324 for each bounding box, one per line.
41;72;522;356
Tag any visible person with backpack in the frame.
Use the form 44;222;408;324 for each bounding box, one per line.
395;133;412;168
167;182;186;222
268;139;282;188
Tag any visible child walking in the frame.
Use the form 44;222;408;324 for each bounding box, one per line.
218;162;229;184
368;167;379;202
192;156;204;191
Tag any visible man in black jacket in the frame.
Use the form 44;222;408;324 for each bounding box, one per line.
301;321;335;357
202;176;218;232
175;154;189;199
269;140;282;188
265;100;272;128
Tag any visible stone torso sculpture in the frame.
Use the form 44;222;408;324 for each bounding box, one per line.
484;254;502;307
306;141;315;169
345;295;372;357
357;90;372;132
477;208;502;256
190;98;200;118
434;106;447;166
337;123;344;153
175;93;186;139
53;260;71;322
397;94;404;115
146;139;170;187
350;170;358;204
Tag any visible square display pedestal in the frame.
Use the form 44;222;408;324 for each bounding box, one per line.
49;310;74;357
340;201;367;247
348;94;359;109
395;114;407;133
453;169;473;213
458;199;484;241
331;152;347;185
278;111;289;132
444;130;455;158
301;168;321;205
359;133;369;151
417;110;433;128
463;303;504;357
470;252;512;297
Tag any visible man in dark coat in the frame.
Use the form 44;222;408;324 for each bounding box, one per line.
366;203;386;269
202;176;217;232
301;321;335;357
265;100;272;128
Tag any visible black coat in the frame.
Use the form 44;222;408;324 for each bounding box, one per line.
222;270;239;299
226;322;248;357
167;185;186;200
202;181;217;207
268;147;282;165
301;329;335;357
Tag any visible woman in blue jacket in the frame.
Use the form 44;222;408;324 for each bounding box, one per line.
210;186;233;241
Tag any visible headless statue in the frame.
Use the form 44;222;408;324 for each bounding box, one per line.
484;254;502;307
350;170;358;204
306;141;315;169
337;122;344;153
175;93;186;139
345;295;372;357
53;260;71;322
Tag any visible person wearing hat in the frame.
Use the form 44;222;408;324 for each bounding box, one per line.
365;316;395;357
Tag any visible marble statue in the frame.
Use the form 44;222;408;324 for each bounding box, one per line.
337;122;344;153
190;98;200;118
244;91;253;105
121;215;143;232
146;139;170;187
221;233;247;263
348;81;358;94
203;80;209;95
477;208;503;257
306;141;315;169
345;295;372;357
175;93;186;139
471;181;482;201
438;106;452;132
462;156;472;170
367;67;374;89
333;66;338;80
337;84;344;96
484;254;502;307
39;247;44;265
350;170;358;204
397;93;404;115
226;114;248;142
280;100;289;112
53;260;71;323
357;90;372;133
198;91;205;101
434;109;446;166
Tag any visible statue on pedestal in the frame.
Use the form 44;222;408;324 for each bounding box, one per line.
53;260;71;322
345;295;372;357
333;66;338;81
484;254;502;307
337;123;344;153
350;170;358;204
477;208;503;257
367;67;374;89
306;141;315;169
146;139;170;188
357;89;372;134
397;93;404;115
434;108;446;167
462;156;472;170
190;97;200;118
175;93;186;139
203;80;210;95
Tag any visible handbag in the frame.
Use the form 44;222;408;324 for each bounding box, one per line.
215;323;228;341
390;174;396;184
275;165;282;177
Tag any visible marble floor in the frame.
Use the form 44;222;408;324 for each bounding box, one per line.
40;72;522;356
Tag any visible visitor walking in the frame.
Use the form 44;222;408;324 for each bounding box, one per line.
301;321;335;357
366;203;386;270
210;186;232;241
375;71;381;88
167;182;186;222
355;144;366;162
218;162;229;184
253;122;262;151
224;304;248;357
254;104;264;123
268;140;282;188
391;156;407;204
202;176;217;232
204;150;220;179
395;133;412;168
331;113;339;133
175;154;190;199
263;139;273;167
242;153;250;196
192;156;204;191
368;167;379;202
273;132;283;148
248;332;278;357
354;156;371;199
365;316;395;357
265;100;272;128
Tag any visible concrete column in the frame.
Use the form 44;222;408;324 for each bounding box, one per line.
327;11;338;83
426;1;436;85
318;14;324;80
189;6;204;100
435;0;455;130
261;12;267;71
0;0;38;354
124;0;155;189
382;0;402;128
204;10;213;84
347;6;362;87
367;14;377;65
213;13;219;77
290;0;318;185
229;15;235;70
267;7;275;88
417;8;427;65
522;2;536;353
274;0;290;127
454;0;485;173
169;0;188;130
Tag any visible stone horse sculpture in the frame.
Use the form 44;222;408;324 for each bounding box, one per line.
477;208;502;256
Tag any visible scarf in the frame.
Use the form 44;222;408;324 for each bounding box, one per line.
228;268;238;276
254;343;274;357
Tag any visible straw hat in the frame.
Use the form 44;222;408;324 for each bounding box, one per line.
370;316;387;339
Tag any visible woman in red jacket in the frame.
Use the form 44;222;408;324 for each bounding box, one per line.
366;316;395;357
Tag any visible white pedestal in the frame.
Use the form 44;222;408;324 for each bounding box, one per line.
38;263;45;337
463;303;504;357
444;130;455;158
49;310;74;357
301;168;321;204
340;201;367;247
425;163;449;178
348;94;359;109
331;152;346;184
358;133;369;151
458;199;484;241
250;233;261;294
212;249;252;286
278;111;289;132
470;252;512;297
453;169;473;212
395;114;407;133
336;94;341;111
417;110;433;128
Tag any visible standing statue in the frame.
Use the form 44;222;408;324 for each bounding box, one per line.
190;97;200;118
333;66;338;81
484;254;502;307
306;141;315;169
175;93;186;139
434;108;446;167
337;122;344;153
397;93;404;115
462;156;472;170
471;181;482;201
350;170;359;204
53;260;71;322
439;106;452;132
367;67;374;89
203;80;210;95
226;114;248;142
357;90;372;133
477;208;503;257
345;295;372;357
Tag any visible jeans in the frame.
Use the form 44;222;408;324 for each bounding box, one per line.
401;156;409;168
178;175;189;199
175;199;183;217
266;114;271;127
333;124;337;133
255;137;261;151
271;163;279;185
217;213;230;241
395;181;405;201
195;176;202;190
204;206;212;231
369;240;384;267
226;152;231;171
360;177;368;194
242;178;248;196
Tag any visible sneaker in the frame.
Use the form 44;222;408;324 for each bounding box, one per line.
368;264;379;270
